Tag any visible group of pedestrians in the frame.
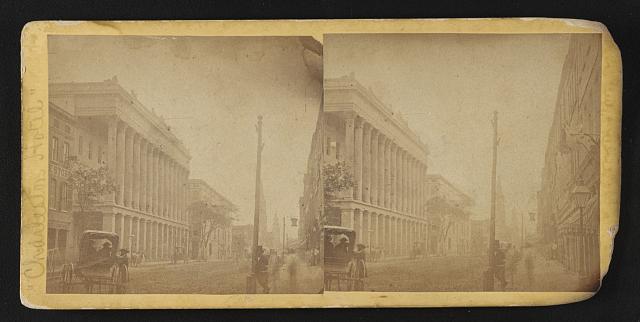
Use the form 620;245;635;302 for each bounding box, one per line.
493;241;536;290
254;245;301;294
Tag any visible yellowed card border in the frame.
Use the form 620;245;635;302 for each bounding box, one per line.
20;18;621;309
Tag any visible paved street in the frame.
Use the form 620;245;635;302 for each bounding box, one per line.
127;256;323;294
362;249;582;292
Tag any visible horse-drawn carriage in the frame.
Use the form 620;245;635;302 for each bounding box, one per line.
323;226;366;291
60;230;129;294
171;246;188;264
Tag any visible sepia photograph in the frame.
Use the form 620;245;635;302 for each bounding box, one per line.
45;35;324;294
20;19;620;308
322;33;601;292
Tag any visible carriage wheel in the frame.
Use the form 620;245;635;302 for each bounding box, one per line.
111;264;129;294
61;264;73;293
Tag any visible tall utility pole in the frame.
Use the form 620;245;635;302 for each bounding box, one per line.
282;215;286;255
485;111;499;291
247;115;264;294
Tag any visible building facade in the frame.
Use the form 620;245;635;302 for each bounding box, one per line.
298;106;324;253
424;174;473;256
47;103;75;265
324;75;429;258
231;224;253;259
187;179;235;261
537;34;601;285
49;78;191;262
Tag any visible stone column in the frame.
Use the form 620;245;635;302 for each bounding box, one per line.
107;118;118;203
384;140;391;208
341;208;354;229
178;168;183;222
362;124;371;203
150;148;156;215
373;213;379;248
174;165;179;219
397;147;402;212
377;136;384;206
354;118;363;200
404;153;409;214
168;160;174;219
117;214;125;247
102;213;115;233
140;219;146;254
173;162;178;219
154;222;159;260
358;210;365;245
385;216;390;256
370;130;379;205
391;145;397;211
344;114;355;199
124;128;134;207
116;123;126;205
159;155;166;217
140;140;147;212
132;134;140;209
394;217;400;256
409;158;415;215
134;217;141;252
147;146;154;213
420;164;425;218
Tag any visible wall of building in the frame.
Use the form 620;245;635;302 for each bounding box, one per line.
49;79;192;264
537;34;601;286
323;75;429;258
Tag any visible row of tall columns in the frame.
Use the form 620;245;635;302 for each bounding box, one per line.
347;116;427;217
108;119;189;223
104;213;190;260
341;208;428;258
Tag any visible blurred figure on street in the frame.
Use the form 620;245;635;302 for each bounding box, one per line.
348;243;367;291
286;251;299;293
524;247;536;288
494;241;507;290
269;251;281;291
505;244;521;286
255;246;270;293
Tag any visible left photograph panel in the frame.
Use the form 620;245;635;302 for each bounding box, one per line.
46;35;324;294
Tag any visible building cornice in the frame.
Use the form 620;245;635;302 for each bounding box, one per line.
49;80;191;164
324;75;429;162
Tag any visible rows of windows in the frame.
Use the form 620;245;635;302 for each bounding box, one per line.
49;178;72;211
52;134;104;165
50;136;70;163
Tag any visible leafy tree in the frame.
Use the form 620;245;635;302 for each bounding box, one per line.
187;201;236;260
322;161;354;225
426;196;468;255
66;157;117;214
323;161;354;201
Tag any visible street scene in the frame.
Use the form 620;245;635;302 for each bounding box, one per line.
45;35;324;294
321;33;601;292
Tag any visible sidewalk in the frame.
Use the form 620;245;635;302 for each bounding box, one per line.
505;249;581;292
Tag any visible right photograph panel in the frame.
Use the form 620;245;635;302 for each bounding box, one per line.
322;33;601;292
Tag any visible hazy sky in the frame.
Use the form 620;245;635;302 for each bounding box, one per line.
49;36;321;234
325;34;571;219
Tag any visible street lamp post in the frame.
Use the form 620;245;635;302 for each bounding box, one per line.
571;177;592;284
247;115;264;294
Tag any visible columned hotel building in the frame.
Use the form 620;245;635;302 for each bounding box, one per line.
324;75;429;257
49;78;191;262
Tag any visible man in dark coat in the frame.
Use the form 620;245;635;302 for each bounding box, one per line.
255;246;270;293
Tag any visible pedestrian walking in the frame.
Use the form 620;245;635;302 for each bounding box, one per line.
524;249;535;288
494;243;507;290
287;252;299;293
269;251;281;292
255;246;270;293
505;244;521;287
348;244;367;291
